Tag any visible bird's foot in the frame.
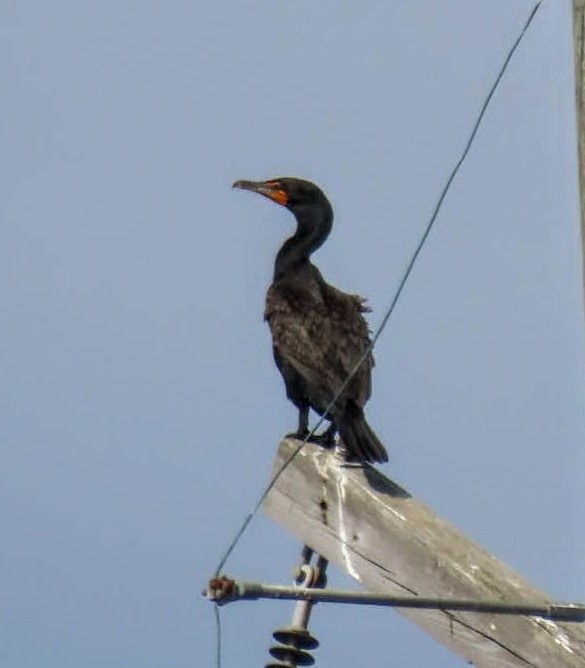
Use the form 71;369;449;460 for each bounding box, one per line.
285;428;336;448
286;429;311;441
286;422;337;448
308;431;336;449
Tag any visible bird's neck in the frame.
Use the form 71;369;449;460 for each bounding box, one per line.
274;203;333;280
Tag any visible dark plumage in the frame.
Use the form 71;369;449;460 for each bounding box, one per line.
233;177;388;464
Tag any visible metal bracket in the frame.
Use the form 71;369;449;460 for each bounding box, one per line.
205;546;328;667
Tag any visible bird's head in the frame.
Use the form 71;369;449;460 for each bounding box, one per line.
232;177;329;213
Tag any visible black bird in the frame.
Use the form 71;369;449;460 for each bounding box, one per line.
233;177;388;464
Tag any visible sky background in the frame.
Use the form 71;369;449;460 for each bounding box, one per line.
2;0;585;666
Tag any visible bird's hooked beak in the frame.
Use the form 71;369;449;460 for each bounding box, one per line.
232;179;288;207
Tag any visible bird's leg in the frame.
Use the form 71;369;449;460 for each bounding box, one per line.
286;404;310;440
309;420;337;448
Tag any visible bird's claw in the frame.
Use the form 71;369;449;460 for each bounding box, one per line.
308;431;336;448
286;429;310;441
285;428;336;448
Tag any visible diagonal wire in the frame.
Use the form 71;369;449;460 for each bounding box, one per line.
210;3;543;667
213;0;542;580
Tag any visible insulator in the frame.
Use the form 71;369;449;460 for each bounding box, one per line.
273;627;319;649
265;626;319;667
264;545;325;667
267;644;314;666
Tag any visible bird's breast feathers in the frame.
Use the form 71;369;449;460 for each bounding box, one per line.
264;281;373;401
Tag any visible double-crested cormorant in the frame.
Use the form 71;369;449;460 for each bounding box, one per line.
233;177;388;464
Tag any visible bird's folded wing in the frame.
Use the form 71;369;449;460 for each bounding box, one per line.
265;283;373;404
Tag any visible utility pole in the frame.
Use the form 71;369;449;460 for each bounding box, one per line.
261;439;585;668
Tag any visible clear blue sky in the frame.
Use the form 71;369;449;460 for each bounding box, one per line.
2;1;584;666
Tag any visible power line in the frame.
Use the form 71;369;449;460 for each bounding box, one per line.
214;0;543;580
211;0;544;664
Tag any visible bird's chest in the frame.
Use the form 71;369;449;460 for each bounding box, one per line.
265;280;324;321
264;280;330;343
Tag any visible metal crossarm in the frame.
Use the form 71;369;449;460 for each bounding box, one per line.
205;577;585;623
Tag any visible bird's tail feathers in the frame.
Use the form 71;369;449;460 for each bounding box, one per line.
337;403;388;464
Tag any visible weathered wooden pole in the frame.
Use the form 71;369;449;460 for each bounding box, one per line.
264;439;585;668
